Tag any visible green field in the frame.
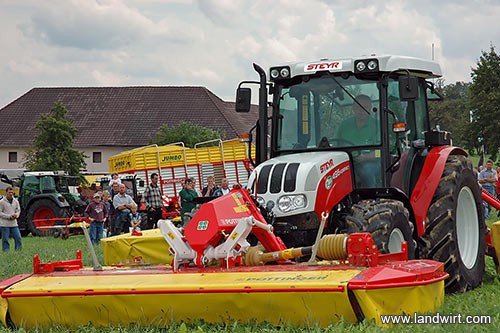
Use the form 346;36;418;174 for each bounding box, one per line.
0;231;498;332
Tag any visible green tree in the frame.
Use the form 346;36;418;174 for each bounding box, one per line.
429;81;471;149
151;121;222;148
24;101;87;176
468;44;500;161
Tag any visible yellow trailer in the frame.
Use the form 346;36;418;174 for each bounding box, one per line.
108;139;254;197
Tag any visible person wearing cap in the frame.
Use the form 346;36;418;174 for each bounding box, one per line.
179;178;198;227
84;192;109;245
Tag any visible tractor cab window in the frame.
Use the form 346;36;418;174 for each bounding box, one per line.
276;75;381;151
276;75;382;187
39;176;56;193
387;78;429;156
22;176;40;195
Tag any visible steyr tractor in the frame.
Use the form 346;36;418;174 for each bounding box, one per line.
236;55;486;293
0;171;88;236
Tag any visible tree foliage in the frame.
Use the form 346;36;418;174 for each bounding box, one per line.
151;121;222;148
468;44;500;160
24;101;87;176
429;80;471;149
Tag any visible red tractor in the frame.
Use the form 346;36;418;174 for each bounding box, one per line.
236;55;486;293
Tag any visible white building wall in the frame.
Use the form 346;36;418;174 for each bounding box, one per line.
0;146;138;173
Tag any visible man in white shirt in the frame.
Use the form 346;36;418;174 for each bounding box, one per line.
0;186;22;251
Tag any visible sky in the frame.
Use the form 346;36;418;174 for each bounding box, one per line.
0;0;499;108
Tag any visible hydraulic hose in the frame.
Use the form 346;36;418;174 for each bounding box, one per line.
244;234;348;266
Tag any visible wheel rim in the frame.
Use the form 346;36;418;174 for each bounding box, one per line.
33;208;56;228
388;228;405;253
456;186;479;269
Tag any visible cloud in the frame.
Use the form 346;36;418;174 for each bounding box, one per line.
18;0;149;49
0;0;499;107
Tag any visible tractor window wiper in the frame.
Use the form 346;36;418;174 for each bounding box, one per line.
327;73;371;115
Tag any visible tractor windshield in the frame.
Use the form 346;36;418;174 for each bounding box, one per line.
275;75;381;152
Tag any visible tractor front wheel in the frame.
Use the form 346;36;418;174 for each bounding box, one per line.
27;199;71;236
345;198;416;259
419;155;485;293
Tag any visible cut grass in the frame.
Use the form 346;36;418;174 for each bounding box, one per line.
0;233;498;332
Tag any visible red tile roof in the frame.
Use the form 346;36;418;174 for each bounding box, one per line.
0;86;259;147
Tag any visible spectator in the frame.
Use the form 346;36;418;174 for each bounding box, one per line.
479;159;497;219
202;176;219;197
0;186;22;252
179;178;198;227
84;192;108;245
129;204;142;234
102;190;112;236
109;182;120;233
110;182;120;197
142;173;163;229
109;172;122;187
190;177;202;196
214;178;231;196
112;183;135;235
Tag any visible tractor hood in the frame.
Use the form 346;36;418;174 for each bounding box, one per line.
248;151;352;217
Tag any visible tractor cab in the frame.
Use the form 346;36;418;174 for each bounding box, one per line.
18;172;86;212
238;55;443;193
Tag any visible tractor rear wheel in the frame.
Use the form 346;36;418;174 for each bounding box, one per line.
419;155;485;293
345;199;416;259
27;199;71;236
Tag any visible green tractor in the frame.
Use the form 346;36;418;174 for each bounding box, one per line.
0;171;88;236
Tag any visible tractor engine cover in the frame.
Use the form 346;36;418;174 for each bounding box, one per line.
247;151;352;219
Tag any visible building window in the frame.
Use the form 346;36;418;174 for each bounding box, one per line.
8;152;17;163
92;152;102;163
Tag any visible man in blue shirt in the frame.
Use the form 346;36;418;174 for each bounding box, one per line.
112;183;135;235
479;159;497;219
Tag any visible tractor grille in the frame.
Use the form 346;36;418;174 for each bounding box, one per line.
257;163;299;194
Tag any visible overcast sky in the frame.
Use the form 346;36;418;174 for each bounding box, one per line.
1;0;499;108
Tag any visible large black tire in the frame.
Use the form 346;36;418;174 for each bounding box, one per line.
27;199;71;236
345;199;416;259
419;155;485;293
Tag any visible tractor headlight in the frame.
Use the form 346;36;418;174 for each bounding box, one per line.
355;61;366;72
256;196;266;207
270;69;280;79
277;194;307;213
367;60;378;70
269;66;291;81
280;68;290;78
354;59;379;73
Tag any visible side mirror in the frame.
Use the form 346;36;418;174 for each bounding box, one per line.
235;87;251;113
399;75;419;101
